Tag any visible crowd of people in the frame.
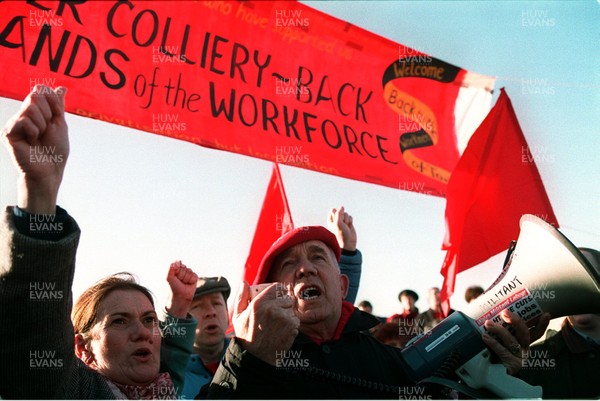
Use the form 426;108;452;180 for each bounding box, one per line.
1;85;598;399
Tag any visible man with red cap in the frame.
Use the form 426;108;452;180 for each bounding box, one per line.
206;226;544;398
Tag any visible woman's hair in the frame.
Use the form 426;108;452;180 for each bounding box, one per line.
72;272;155;335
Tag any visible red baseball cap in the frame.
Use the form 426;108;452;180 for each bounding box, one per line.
253;226;341;285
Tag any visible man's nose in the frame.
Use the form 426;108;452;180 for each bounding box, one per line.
204;305;217;318
295;259;317;278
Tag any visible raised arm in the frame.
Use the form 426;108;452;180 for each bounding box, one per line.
328;206;361;303
0;86;86;399
327;206;356;252
160;260;198;396
2;85;69;214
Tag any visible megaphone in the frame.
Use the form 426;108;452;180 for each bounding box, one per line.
463;214;600;326
401;214;600;398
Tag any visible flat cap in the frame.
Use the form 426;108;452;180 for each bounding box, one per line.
398;289;419;302
194;276;231;301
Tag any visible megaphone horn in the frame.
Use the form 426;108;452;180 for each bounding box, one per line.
463;213;600;329
400;214;600;398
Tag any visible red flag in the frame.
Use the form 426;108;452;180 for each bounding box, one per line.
226;163;293;337
243;163;294;284
440;88;558;314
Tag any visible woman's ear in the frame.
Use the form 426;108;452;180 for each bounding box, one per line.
74;334;95;366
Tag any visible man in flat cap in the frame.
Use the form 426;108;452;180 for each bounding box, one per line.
206;226;542;398
181;276;231;399
387;289;420;323
417;287;455;334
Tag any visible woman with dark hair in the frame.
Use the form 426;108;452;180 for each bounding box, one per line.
0;86;198;399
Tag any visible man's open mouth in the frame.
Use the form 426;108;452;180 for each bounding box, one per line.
298;285;321;300
204;324;219;333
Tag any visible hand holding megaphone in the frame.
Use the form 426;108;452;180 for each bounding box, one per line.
401;214;600;398
481;309;550;375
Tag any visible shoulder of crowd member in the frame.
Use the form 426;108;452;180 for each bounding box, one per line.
159;309;198;397
339;249;362;304
0;205;84;398
206;337;289;398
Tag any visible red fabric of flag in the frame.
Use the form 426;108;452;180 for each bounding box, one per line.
243;163;294;285
439;88;558;314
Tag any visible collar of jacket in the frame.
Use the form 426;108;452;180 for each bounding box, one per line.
294;303;381;345
561;319;600;353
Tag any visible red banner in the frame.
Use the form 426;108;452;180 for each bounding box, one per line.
0;1;493;196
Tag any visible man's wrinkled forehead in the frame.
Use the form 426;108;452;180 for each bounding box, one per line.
269;240;338;277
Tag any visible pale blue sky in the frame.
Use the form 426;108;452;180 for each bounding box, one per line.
1;1;598;317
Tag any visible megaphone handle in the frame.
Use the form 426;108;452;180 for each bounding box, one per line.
419;376;497;399
485;363;542;398
456;350;542;398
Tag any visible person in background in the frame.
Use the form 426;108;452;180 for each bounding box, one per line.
417;287;454;333
387;289;419;323
464;285;485;304
519;247;600;398
357;300;373;314
182;276;231;399
357;299;386;325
